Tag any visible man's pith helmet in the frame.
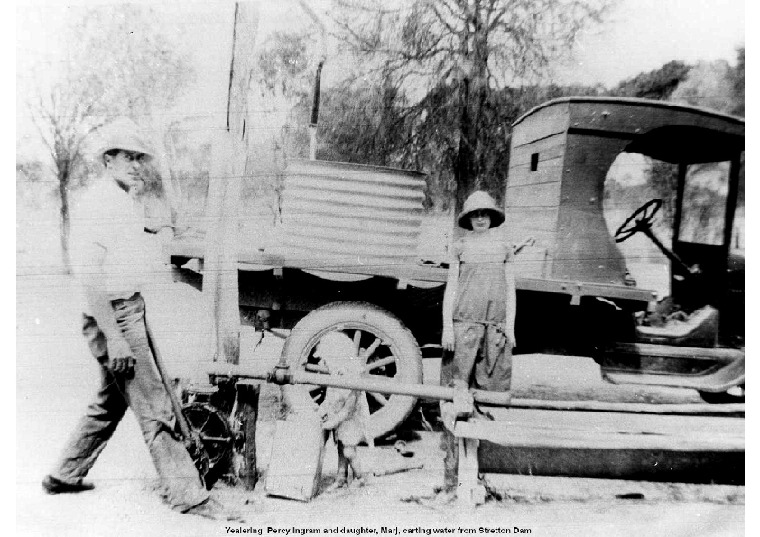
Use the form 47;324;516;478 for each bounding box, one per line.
457;190;505;230
93;118;155;160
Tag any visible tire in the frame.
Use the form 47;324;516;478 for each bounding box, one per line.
281;301;423;438
699;384;745;404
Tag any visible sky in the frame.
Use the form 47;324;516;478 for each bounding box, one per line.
15;0;746;161
554;0;744;86
164;0;745;92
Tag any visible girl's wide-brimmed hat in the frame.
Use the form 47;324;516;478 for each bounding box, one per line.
457;190;505;230
92;118;155;160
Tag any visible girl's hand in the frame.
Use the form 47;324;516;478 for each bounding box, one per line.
322;418;339;430
442;324;455;352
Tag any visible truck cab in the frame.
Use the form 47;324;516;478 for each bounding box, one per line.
506;97;744;398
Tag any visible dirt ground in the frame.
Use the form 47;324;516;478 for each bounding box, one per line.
16;271;745;537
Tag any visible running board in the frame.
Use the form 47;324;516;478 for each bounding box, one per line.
598;342;743;377
605;355;745;392
611;342;742;363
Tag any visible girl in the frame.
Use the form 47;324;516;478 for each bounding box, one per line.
438;190;516;499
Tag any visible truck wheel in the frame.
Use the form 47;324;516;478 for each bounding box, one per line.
281;301;423;438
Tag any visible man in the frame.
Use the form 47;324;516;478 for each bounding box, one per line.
42;119;240;521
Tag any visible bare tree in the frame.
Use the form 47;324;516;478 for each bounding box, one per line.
29;78;101;272
26;5;195;272
327;0;612;211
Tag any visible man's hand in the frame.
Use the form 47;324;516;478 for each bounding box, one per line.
106;337;135;376
442;324;455;352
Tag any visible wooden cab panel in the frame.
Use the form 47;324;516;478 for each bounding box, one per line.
506;97;744;292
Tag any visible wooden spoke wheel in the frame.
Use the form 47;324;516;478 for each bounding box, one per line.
281;302;423;438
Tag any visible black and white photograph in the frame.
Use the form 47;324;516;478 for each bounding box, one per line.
15;0;746;535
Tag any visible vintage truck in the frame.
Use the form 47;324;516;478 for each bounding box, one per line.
169;96;745;438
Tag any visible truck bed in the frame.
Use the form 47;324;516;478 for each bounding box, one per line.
169;238;656;304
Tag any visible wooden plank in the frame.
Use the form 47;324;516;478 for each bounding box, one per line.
456;409;744;452
506;160;563;187
457;437;485;507
237;384;260;490
265;417;325;501
497;408;744;439
478;444;743;484
505;181;562;208
465;426;741;452
508;398;744;416
509;135;566;166
517;277;655;302
503;208;558;233
172;238;657;302
280;235;419;257
512;102;570;147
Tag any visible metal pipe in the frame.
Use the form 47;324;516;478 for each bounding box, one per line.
308;60;324;161
207;363;512;406
298;0;326;161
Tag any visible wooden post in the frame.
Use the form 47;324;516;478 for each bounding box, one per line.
456;435;485;508
204;1;260;364
237;383;261;490
203;1;261;488
204;134;242;364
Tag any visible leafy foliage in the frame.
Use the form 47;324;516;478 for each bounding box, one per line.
670;60;736;113
257;32;313;98
611;60;691;100
731;47;745;117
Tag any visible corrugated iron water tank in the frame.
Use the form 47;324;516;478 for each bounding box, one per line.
278;159;426;269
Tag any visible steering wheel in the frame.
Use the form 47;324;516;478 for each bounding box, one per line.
614;199;662;243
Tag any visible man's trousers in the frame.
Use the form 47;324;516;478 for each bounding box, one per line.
49;293;209;511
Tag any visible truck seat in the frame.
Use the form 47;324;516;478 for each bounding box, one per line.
636;305;719;347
